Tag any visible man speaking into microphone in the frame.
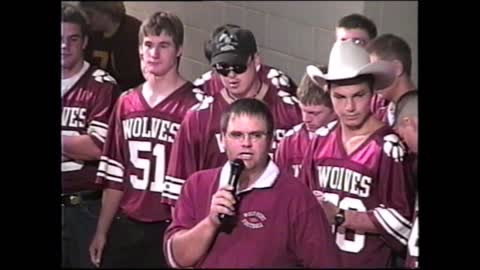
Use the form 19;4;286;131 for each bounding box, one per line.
163;98;340;268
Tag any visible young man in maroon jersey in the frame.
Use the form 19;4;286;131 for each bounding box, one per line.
367;34;417;127
275;69;337;178
301;41;415;268
61;4;120;268
88;11;201;268
193;23;297;96
393;91;418;268
79;1;145;92
164;98;340;268
162;25;302;204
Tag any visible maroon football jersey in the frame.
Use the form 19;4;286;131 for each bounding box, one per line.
163;85;302;205
406;198;419;268
193;64;297;96
96;82;200;222
62;65;119;193
300;124;415;268
85;15;144;92
275;120;338;178
164;161;340;268
371;93;389;121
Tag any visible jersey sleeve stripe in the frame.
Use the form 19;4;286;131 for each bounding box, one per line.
163;181;183;197
90;132;106;143
97;171;123;183
98;157;124;179
100;156;125;170
373;208;411;245
90;120;109;129
161;192;179;201
165;175;186;185
88;125;108;139
104;164;124;179
388;207;413;227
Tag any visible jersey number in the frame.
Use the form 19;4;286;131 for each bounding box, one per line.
128;141;165;192
323;192;367;253
61;130;84;172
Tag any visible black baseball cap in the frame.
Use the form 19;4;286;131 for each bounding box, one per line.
210;27;257;66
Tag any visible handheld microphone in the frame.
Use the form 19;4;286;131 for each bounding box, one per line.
218;159;245;223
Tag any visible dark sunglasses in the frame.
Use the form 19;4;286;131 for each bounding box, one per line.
213;63;248;76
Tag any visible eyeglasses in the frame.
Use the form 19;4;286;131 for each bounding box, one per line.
227;131;268;142
213;63;248;76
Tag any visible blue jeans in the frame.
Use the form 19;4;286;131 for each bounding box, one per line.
62;199;101;268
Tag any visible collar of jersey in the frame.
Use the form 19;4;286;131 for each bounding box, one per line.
218;159;279;195
62;61;90;97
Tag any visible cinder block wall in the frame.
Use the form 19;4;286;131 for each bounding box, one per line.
82;1;417;85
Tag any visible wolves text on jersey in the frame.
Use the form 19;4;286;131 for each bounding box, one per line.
122;117;180;143
62;107;87;128
317;165;372;198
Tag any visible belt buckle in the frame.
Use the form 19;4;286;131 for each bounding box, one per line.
69;195;81;205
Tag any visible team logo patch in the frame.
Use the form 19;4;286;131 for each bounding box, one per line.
193;71;212;87
267;68;291;88
383;134;406;162
92;69;117;84
241;211;267;229
284;123;303;137
217;32;239;52
277;89;299;105
314;120;338;137
191;88;214;111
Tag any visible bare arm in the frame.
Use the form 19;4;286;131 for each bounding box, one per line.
95;188;124;235
62;135;102;160
343;210;378;233
170;217;220;267
89;188;124;267
169;187;236;267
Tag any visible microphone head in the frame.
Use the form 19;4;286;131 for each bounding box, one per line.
231;158;245;174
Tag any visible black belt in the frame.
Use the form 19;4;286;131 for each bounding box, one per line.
61;190;102;206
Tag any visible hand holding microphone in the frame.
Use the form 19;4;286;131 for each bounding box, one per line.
209;159;245;226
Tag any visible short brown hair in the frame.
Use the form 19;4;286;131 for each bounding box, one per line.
297;66;332;108
138;11;184;49
367;34;412;76
220;98;274;139
337;13;377;40
62;3;89;37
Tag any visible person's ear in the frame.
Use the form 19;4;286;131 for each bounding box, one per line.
220;132;226;149
138;45;143;60
401;116;415;129
82;35;88;50
253;53;261;71
392;59;404;77
411;117;419;133
176;46;183;57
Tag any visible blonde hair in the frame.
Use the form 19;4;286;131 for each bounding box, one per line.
138;11;184;49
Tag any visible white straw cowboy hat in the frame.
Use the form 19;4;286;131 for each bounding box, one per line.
306;41;395;91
